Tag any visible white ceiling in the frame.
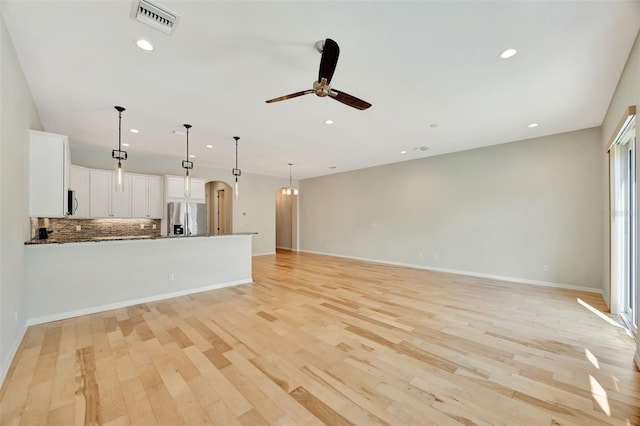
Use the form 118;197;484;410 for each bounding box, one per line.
3;1;640;179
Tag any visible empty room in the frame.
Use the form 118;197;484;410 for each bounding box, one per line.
1;1;640;425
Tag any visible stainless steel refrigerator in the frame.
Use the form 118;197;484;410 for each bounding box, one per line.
167;202;207;236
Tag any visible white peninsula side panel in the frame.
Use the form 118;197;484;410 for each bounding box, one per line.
25;235;252;323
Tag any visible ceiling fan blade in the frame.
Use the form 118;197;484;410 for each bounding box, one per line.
318;38;340;84
265;90;314;104
330;89;372;110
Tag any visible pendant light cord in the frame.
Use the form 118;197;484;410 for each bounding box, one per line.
118;110;122;153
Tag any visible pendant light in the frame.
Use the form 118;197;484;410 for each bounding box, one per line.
232;136;241;200
112;106;127;192
282;162;299;195
182;124;193;198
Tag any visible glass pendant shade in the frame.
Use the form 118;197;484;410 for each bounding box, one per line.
283;163;298;196
184;170;191;198
115;161;124;192
234;178;239;201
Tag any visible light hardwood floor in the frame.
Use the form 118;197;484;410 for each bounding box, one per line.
1;250;639;425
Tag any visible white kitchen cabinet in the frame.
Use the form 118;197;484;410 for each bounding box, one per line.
148;175;163;218
70;165;90;217
131;174;164;218
89;170;111;217
89;169;131;217
29;130;70;217
165;175;206;203
112;175;131;217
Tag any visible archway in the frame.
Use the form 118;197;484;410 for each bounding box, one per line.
205;181;233;235
275;188;298;250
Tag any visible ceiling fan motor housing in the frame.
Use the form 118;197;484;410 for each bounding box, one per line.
313;79;331;97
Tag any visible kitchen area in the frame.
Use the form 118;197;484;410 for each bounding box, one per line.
25;129;255;325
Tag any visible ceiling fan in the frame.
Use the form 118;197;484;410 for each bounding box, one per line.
265;38;372;110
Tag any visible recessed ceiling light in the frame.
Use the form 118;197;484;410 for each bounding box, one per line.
205;144;213;149
499;48;517;59
122;143;130;147
172;130;186;136
129;129;139;133
136;39;154;51
528;123;539;128
400;150;407;154
430;124;438;128
414;146;429;151
325;119;334;125
189;154;195;158
329;166;337;169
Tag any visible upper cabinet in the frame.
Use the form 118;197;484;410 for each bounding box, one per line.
29;130;70;217
70;165;90;217
131;174;164;218
89;169;131;218
165;175;206;203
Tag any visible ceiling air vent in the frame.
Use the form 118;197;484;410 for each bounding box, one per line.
132;0;179;34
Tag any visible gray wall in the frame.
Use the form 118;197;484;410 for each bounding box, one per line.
71;144;289;255
300;127;603;290
0;16;43;384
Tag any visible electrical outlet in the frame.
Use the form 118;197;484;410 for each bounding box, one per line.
543;264;549;272
152;224;156;229
31;229;36;239
419;252;423;259
14;311;18;322
168;273;174;281
433;253;439;260
76;225;81;231
325;243;329;248
140;224;145;229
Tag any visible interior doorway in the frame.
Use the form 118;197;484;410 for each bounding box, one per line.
275;188;298;250
206;181;233;235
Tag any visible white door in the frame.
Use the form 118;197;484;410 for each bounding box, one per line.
622;136;638;331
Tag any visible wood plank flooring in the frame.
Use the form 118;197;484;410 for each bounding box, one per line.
1;250;639;425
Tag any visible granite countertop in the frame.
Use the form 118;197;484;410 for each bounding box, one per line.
25;233;257;245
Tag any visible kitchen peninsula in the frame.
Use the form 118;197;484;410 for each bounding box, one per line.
24;233;254;325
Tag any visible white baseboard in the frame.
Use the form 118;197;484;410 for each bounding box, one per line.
253;251;276;257
0;323;28;388
26;278;251;326
298;250;603;295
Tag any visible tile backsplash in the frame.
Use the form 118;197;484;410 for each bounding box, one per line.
31;217;162;241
